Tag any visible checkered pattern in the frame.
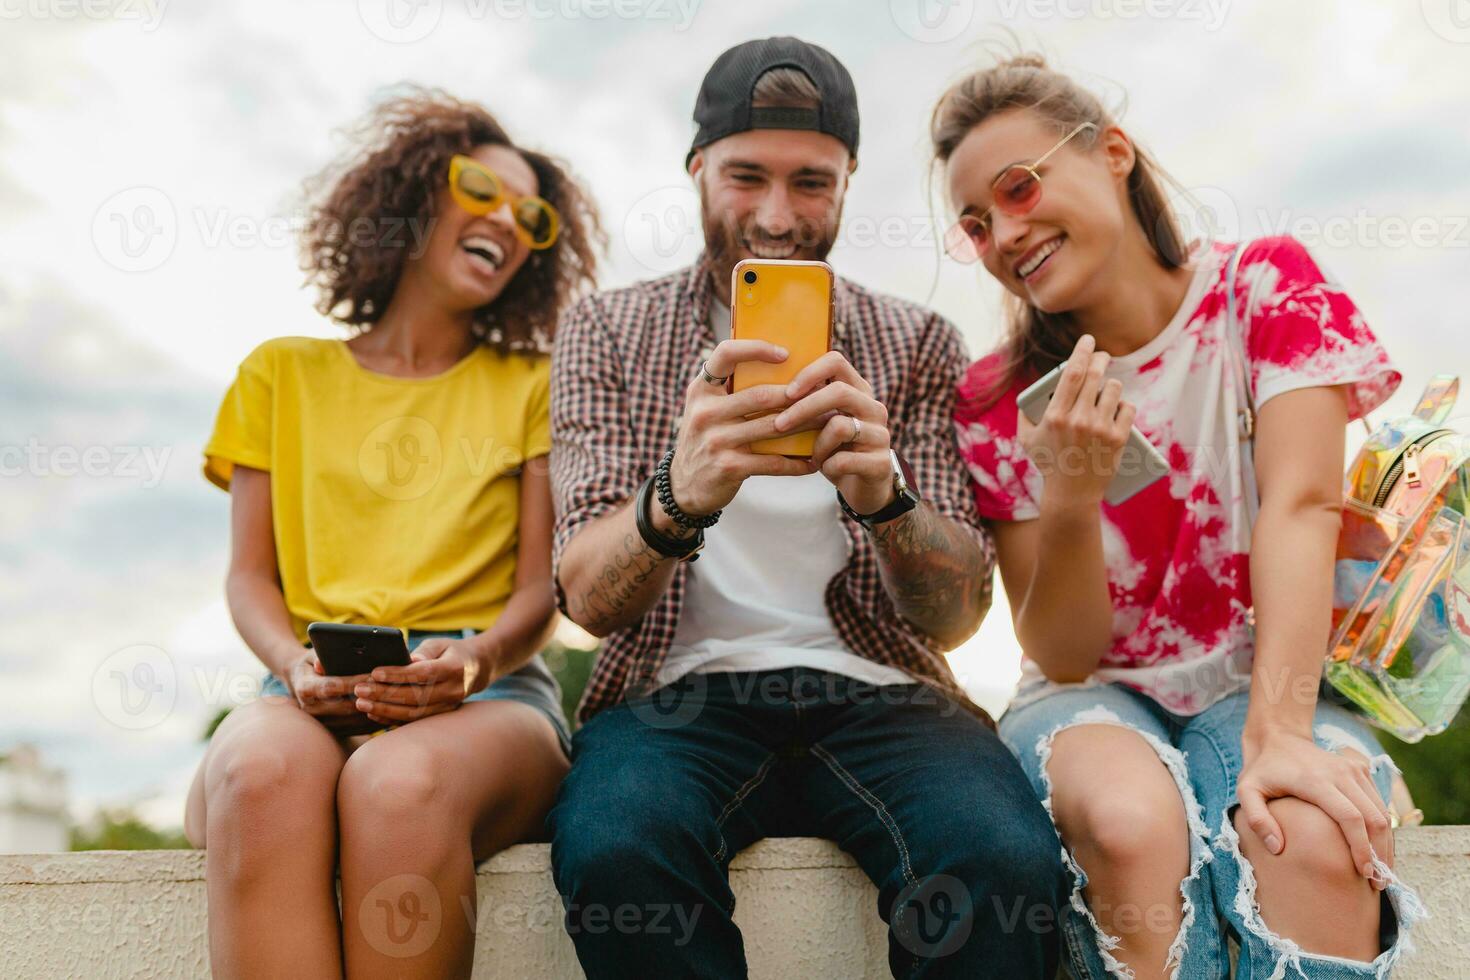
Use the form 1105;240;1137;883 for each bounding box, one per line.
551;258;995;724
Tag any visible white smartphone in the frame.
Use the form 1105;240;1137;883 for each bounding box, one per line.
1016;365;1170;505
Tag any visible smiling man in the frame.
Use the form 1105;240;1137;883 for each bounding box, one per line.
547;37;1063;978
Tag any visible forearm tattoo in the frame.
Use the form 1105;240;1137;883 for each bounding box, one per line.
566;530;666;635
870;502;989;641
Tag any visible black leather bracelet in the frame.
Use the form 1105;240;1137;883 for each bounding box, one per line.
635;474;704;561
654;448;721;530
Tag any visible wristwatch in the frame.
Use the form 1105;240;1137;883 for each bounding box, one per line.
838;450;920;529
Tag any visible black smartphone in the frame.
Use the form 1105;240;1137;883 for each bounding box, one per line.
306;622;410;676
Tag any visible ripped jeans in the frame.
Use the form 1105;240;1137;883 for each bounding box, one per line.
999;684;1426;980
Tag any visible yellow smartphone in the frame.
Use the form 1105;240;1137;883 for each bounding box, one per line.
729;258;835;457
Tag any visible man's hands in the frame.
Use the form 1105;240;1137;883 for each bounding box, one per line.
775;350;895;516
665;340;895;525
664;339;817;524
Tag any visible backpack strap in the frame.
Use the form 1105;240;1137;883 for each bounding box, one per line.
1223;242;1256;447
1221;241;1262;536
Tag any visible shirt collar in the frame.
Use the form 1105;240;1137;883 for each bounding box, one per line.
683;256;719;366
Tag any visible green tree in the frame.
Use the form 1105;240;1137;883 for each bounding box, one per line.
1379;707;1470;824
70;807;190;851
542;639;596;729
203;705;232;740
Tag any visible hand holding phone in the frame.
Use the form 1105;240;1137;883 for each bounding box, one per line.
283;653;383;736
301;622;414;733
1015;335;1168;506
662;274;820;521
353;635;484;724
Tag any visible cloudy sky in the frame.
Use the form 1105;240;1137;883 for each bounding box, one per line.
2;0;1468;830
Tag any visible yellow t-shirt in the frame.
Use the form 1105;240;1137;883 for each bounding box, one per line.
203;336;551;642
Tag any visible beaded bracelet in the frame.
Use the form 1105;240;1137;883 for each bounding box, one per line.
654;448;722;530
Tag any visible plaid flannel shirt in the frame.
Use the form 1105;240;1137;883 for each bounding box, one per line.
550;257;996;725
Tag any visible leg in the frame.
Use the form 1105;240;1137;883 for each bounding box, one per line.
799;674;1066;980
335;700;569;980
1046;725;1193;979
548;674;783;980
1231;793;1380;959
1000;685;1224;980
183;696;349;980
1186;693;1427;978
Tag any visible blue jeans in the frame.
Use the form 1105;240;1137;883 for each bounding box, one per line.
549;668;1066;979
999;683;1427;979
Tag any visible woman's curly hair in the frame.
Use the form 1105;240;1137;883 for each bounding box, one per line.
300;88;603;354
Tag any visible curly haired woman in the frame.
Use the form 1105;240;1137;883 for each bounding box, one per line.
183;89;601;979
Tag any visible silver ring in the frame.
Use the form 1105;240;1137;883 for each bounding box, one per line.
848;416;863;444
699;360;729;387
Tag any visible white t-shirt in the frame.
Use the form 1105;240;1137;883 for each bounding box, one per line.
955;237;1400;715
656;301;914;688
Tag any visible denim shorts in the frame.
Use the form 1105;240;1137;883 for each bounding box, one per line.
998;683;1425;980
260;628;571;757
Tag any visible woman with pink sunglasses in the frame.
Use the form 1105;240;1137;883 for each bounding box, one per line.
934;54;1424;979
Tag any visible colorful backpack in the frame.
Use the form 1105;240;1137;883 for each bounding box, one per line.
1328;376;1470;741
1222;242;1470;742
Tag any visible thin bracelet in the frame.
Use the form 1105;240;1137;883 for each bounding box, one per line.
654;448;721;530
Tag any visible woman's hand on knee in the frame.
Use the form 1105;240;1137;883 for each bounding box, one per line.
1238;729;1393;888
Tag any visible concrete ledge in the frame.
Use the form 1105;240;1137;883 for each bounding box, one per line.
1;831;1466;978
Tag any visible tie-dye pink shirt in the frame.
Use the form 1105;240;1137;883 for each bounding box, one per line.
955;237;1401;715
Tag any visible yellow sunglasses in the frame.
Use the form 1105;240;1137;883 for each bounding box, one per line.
447;154;560;250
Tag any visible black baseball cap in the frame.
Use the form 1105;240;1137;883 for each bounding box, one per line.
686;37;860;170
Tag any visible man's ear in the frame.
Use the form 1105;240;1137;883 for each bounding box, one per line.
688;148;705;180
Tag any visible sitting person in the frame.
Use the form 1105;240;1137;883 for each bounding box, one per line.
184;90;599;979
935;53;1425;979
547;37;1065;979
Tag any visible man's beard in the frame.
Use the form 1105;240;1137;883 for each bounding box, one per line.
698;180;843;303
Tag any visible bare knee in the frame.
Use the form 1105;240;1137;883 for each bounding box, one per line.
1234;798;1365;891
337;739;447;827
1047;725;1191;874
209;742;299;813
197;704;345;843
1231;797;1383;959
1059;785;1190;871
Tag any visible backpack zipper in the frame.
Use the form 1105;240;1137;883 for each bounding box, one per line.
1371;429;1452;508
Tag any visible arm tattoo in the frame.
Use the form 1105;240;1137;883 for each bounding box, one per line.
565;531;666;635
869;501;989;644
